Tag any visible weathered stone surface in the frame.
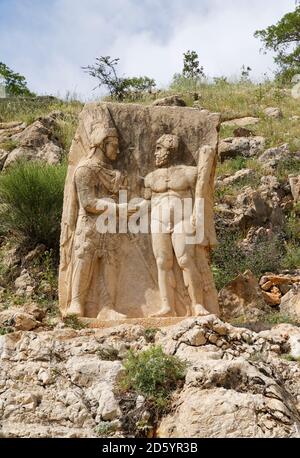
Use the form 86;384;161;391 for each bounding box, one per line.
1;317;300;438
3;113;64;168
219;136;265;161
233;127;254;137
258;144;300;171
280;290;300;320
289;175;300;202
59;102;220;320
264;107;283;119
228;183;283;231
219;270;270;321
221;117;259;128
216;168;254;187
0;149;8;170
152;95;186;107
0;121;27;143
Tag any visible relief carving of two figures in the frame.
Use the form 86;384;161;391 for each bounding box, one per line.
59;126;220;320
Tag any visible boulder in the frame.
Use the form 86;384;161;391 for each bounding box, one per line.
264;107;283;119
219;270;270;321
216;168;254;188
1;317;300;438
14;269;35;296
221;117;259;128
233;184;283;230
3;113;64;168
0;121;26;143
258;144;300;171
219;136;265;161
280;289;300;320
0;308;40;331
152;95;186;107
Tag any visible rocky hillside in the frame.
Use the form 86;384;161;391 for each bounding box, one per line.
1;315;300;438
0;83;299;437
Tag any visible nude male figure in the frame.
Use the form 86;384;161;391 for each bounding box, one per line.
144;134;219;318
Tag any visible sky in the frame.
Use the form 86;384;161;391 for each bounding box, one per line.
0;0;297;99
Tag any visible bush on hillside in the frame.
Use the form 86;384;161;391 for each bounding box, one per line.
0;161;66;252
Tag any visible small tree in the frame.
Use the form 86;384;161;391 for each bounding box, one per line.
239;65;252;84
0;62;34;97
82;56;156;100
182;50;205;79
254;6;300;81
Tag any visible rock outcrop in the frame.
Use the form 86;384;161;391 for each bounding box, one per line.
1;316;300;438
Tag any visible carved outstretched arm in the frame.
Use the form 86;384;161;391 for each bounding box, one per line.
75;166;117;215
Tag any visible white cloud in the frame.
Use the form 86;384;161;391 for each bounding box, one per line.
0;0;296;99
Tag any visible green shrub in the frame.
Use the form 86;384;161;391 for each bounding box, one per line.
212;231;284;290
120;346;186;407
95;421;118;437
0;161;66;252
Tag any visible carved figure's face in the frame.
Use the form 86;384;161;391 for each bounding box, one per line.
105;137;120;161
154;143;171;167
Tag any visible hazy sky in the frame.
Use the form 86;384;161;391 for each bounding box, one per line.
0;0;296;99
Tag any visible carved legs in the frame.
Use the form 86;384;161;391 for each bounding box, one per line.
172;232;210;317
65;255;94;317
151;233;176;317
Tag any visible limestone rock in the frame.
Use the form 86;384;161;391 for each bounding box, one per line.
219;270;270;321
0;309;40;331
221;117;259;128
0;149;8;170
262;290;281;307
14;269;34;296
1;318;300;438
233;127;254;137
219;136;265;161
156;316;300;438
216;168;254;188
59;101;220;319
0;121;26;143
264;107;283;119
258;144;300;171
233;184;283;230
152;95;186;107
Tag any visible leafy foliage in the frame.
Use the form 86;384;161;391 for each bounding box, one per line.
0;62;34;97
82;56;156;100
0;161;66;251
120;346;186;406
212;231;284;290
255;6;300;80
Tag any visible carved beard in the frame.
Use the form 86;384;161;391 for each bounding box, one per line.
155;149;171;167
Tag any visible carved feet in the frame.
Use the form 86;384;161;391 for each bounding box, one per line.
64;301;84;317
193;303;211;317
97;307;127;321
